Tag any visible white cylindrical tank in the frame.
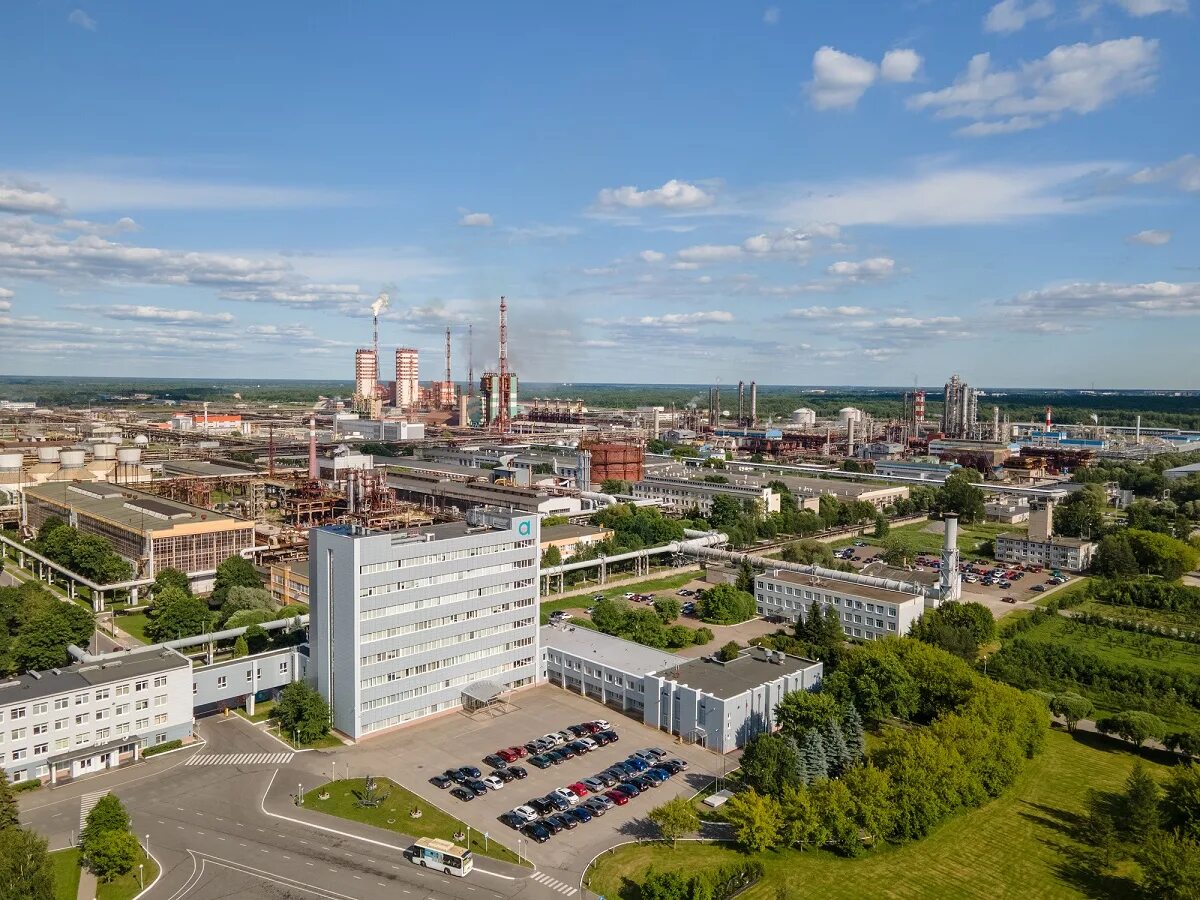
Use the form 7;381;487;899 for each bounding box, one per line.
59;450;86;469
791;408;817;427
37;447;61;463
838;406;864;424
0;453;23;472
133;434;149;446
116;447;142;465
93;443;117;460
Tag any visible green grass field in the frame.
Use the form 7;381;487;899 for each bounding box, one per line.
585;730;1167;900
115;611;151;644
540;570;698;623
95;849;158;900
1020;615;1200;678
50;848;81;900
1074;599;1200;631
832;520;1023;556
304;778;526;866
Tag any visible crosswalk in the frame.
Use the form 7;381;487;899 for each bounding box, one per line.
184;752;294;767
79;790;108;830
530;871;577;896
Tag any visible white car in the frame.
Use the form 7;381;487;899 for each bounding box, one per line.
622;592;635;599
541;733;563;747
552;787;580;806
579;737;598;751
592;719;611;730
482;776;505;791
512;805;539;822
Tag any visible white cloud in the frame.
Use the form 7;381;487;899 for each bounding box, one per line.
637;311;733;326
1007;280;1200;316
0;181;66;215
67;9;96;30
787;305;871;318
908;38;1159;135
0;287;11;312
1126;229;1171;245
504;223;581;240
808;47;878;110
638;250;666;263
956;117;1041;137
1110;0;1187;16
984;0;1053;34
458;211;493;227
827;257;897;281
677;244;744;264
1130;155;1200;192
582;266;616;276
742;229;815;258
669;261;700;271
83;305;235;324
596;179;714;210
763;6;781;24
773;162;1116;227
880;49;923;83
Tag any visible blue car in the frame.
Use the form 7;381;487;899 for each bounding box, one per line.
625;757;650;773
617;781;641;797
567;806;593;825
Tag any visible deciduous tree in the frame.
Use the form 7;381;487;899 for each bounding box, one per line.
0;826;55;900
723;789;783;853
647;795;699;847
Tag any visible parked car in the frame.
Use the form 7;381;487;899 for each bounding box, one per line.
483;754;509;770
499;811;526;829
430;774;452;789
512;805;539;823
597;729;619;743
592;719;611;730
581;777;608;793
598;770;621;786
529;754;553;769
1002;596;1017;604
497;747;522;762
552;787;581;806
547;793;572;813
659;760;684;776
567;724;589;738
625;757;650;773
548;812;577;831
451;787;474;802
509;766;528;780
630;775;656;791
522;822;551;843
492;769;515;783
579;736;598;751
1031;584;1047;593
616;781;642;797
566;740;590;755
640;747;668;760
466;780;489;796
583;797;609;816
482;775;505;791
667;758;690;772
605;789;630;806
459;766;481;779
529;797;556;816
567;781;590;797
643;768;670;784
545;750;567;765
593;732;613;747
568;806;594;825
540;816;563;835
557;745;577;760
523;741;544;755
540;733;563;747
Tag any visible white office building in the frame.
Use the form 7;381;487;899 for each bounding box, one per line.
0;647;194;786
309;508;540;740
754;569;926;640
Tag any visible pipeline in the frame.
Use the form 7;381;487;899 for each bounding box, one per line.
540;531;728;578
68;613;309;664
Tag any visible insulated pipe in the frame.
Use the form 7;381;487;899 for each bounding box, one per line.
67;613;309;664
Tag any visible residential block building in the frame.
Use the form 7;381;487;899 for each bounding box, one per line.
309;509;540;740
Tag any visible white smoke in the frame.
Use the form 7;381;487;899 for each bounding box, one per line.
371;291;390;317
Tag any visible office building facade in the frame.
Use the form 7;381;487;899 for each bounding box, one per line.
309;510;540;740
754;569;926;640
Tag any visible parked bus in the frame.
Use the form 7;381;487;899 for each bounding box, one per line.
404;837;473;876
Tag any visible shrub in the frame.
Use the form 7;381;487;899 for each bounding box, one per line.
141;739;183;758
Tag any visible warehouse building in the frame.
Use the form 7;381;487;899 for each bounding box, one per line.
309;508;540;740
541;625;822;753
0;647;194;786
22;481;255;588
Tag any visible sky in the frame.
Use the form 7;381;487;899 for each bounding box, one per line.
1;1;1197;389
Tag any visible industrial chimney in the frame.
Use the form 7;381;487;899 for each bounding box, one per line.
939;514;962;602
308;415;318;480
749;381;757;425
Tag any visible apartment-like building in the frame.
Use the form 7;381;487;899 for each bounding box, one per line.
267;559;310;607
309;508;540;740
631;474;780;517
0;647;193;786
754;569;927;640
995;499;1096;572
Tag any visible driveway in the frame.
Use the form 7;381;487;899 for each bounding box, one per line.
341;685;726;872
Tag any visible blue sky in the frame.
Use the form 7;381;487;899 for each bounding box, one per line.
1;1;1197;388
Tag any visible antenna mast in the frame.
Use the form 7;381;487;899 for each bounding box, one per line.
496;295;510;435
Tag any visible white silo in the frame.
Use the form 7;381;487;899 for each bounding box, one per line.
37;447;61;464
133;434;149;446
94;443;117;460
59;450;86;470
116;447;142;465
791;408;817;427
0;453;23;473
838;407;864;425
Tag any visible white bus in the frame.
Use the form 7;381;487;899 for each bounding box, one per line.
405;837;473;877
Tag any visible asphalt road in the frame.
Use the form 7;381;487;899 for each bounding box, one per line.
20;716;579;900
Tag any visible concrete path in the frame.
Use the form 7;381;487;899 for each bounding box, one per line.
77;867;97;900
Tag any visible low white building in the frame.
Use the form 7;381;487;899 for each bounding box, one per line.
631;474;780;516
754;569;927;640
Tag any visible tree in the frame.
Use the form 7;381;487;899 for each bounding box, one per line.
1122;761;1163;842
735;557;756;593
778;782;827;850
810;777;861;856
244;623;270;654
872;515;889;539
11;599;94;671
880;532;920;568
697;584;756;625
647;795;699;847
211;555;262;607
653;596;681;623
723;789;783;853
1137;831;1200;900
0;826;55;900
798;728;829;784
936;471;985;523
842;704;866;763
224;608;279;630
1048;693;1093;733
1095;711;1167;749
843;763;895;846
717;641;741;662
152;567;191;596
599;478;630;495
590;597;630;634
145;590;212;642
0;771;19;831
1053;484;1107;538
1092;532;1139;578
739;733;801;798
1125;529;1200;580
87;829;140;882
220;586;276;624
81;794;130;851
232;635;248;658
540;545;562;568
774;690;843;737
819;718;852;777
709;494;743;529
823;644;920;725
780;539;836;567
1163;764;1200;841
910;600;995;660
275;681;332;744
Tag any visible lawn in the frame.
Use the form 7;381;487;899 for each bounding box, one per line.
303;777;526;866
50;848;80;900
236;699;278;723
540;570;699;623
115;611;151;644
1074;598;1200;631
1019;615;1200;678
95;848;158;900
585;729;1168;900
831;520;1023;556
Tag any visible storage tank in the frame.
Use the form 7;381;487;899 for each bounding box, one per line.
791;408;817;427
93;443;117;460
133;434;149;446
59;450;86;469
116;447;142;465
838;407;864;425
0;453;23;472
37;447;61;464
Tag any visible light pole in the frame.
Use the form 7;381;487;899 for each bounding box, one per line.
298;782;303;805
983;655;989;676
145;834;150;857
517;837;523;865
138;863;143;890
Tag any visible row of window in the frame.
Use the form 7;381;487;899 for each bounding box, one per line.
359;598;534;644
360;635;535;670
3;675;169;724
358;560;532;599
209;661;289;691
2;696;168;744
359;657;534;712
359;579;533;621
546;655;644;690
0;714;170;763
358;541;518;575
757;591;899;618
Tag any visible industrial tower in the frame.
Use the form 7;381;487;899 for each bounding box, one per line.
495;296;511;434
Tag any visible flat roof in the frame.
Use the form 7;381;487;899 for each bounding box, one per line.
996;533;1094;549
762;568;924;604
0;648;190;705
161;459;257;478
660;646;818;699
859;561;941;587
24;481;246;534
540;624;682;676
540;523;611;543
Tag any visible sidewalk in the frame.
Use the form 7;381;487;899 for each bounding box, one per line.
77;867;97;900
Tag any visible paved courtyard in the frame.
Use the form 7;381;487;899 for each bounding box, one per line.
342;684;728;870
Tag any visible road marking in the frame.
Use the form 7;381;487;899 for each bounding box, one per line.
79;790;108;830
532;871;578;895
185;751;294;766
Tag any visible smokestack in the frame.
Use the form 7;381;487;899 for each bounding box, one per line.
1046;406;1053;432
940;513;961;601
308;415;318;480
847;417;855;458
993;406;1000;441
749;381;757;425
737;381;745;425
1135;414;1141;443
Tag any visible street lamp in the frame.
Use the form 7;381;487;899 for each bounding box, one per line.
138;863;143;890
298;782;303;805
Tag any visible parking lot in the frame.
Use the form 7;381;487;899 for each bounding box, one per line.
349;685;724;870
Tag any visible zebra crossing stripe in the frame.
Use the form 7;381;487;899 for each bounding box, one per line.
79;791;108;829
185;752;293;766
531;872;576;895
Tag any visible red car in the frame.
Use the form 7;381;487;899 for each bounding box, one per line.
497;748;519;762
605;789;629;806
567;782;589;797
581;722;603;734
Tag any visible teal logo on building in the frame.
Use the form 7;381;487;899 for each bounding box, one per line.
518;520;532;536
